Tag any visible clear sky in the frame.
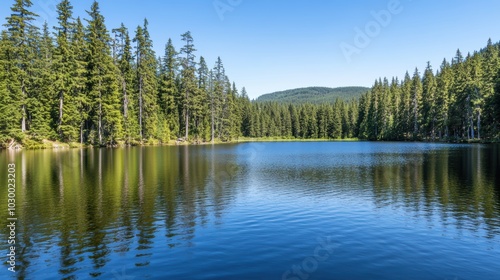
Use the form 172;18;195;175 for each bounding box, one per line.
2;0;500;99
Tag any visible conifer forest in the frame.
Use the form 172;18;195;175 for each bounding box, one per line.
1;0;500;148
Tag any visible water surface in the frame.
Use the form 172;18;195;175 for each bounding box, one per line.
1;142;499;279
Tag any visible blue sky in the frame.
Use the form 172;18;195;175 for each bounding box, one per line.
3;0;500;99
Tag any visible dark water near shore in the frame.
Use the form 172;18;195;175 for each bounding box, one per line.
1;142;499;279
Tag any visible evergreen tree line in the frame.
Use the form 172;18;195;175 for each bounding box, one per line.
357;42;500;142
243;100;359;139
0;0;253;146
1;0;499;147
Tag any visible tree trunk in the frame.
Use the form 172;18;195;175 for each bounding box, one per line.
477;112;481;140
80;122;83;145
211;102;215;143
139;75;143;140
470;116;475;140
21;83;26;132
98;80;103;146
21;104;26;132
59;91;64;136
185;86;189;140
431;117;435;141
123;79;128;118
185;108;189;140
413;100;418;140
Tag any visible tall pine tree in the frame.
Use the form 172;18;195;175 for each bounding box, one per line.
112;23;138;143
4;0;39;133
179;31;197;140
158;38;179;139
85;1;123;145
134;19;159;141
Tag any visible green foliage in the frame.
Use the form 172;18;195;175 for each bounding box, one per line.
4;0;39;133
0;31;20;139
158;38;179;139
85;1;123;145
113;23;138;143
0;0;499;147
53;0;81;141
31;23;56;139
134;20;159;141
72;17;90;144
357;40;500;142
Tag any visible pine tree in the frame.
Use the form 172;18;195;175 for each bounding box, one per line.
250;103;261;137
53;0;81;141
379;78;391;139
229;82;242;139
342;102;350;139
422;62;437;140
435;59;452;139
194;56;209;140
410;68;423;140
280;103;292;138
467;52;484;140
240;87;252;137
449;49;466;139
30;22;55;138
398;72;412;140
348;99;359;138
179;31;198;140
72;17;89;144
112;23;138;143
357;92;371;139
85;1;123;145
0;31;20;142
212;56;225;141
329;101;342;139
134;19;159;141
289;103;300;138
4;0;39;133
367;79;381;140
220;77;234;140
482;39;500;138
317;104;328;139
158;38;179;139
388;77;400;139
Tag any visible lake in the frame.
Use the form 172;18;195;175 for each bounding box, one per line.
1;142;499;279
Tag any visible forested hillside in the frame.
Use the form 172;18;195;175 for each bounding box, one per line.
0;0;499;148
256;87;369;104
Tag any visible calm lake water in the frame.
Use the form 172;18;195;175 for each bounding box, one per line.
1;142;500;279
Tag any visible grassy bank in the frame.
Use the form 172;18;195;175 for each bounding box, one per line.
4;136;499;151
233;137;360;143
1;136;362;150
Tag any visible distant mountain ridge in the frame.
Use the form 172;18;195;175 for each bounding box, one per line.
256;86;370;104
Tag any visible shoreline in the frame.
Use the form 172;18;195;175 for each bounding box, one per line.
0;137;361;151
1;137;498;151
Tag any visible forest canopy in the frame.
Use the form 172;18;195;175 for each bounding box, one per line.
0;0;499;148
256;87;369;104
